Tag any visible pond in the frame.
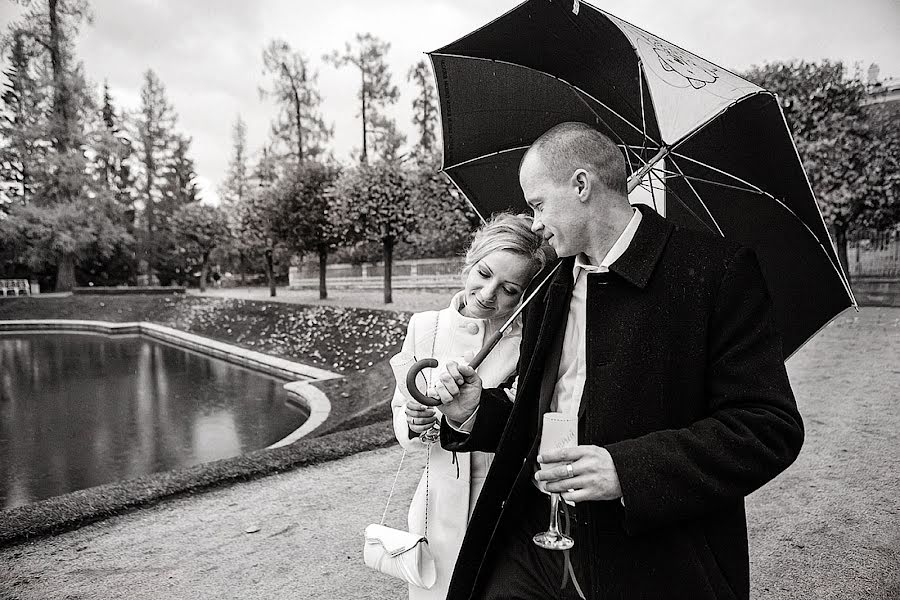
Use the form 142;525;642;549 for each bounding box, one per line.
0;332;309;509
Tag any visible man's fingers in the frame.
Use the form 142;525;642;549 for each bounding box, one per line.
457;363;479;382
534;464;573;482
444;361;465;386
538;447;580;465
438;372;460;396
544;475;591;494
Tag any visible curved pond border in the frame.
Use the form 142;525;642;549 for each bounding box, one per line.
0;319;341;446
0;319;403;549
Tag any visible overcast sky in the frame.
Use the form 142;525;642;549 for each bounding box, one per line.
2;0;898;204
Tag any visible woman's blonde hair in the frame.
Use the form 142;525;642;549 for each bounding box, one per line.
462;212;554;280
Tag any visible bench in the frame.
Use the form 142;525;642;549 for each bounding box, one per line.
0;279;31;296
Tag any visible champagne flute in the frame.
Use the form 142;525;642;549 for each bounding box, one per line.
533;412;578;550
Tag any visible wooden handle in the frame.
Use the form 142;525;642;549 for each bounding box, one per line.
406;358;441;406
403;329;505;407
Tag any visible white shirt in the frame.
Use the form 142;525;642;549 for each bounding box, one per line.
451;208;642;432
553;208;642;415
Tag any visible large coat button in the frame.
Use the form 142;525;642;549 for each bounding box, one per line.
466;322;479;335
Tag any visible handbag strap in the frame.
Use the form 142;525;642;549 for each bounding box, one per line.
380;311;440;533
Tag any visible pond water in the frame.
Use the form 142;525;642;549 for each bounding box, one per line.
0;332;309;509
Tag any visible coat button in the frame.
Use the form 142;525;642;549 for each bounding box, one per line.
466;323;479;335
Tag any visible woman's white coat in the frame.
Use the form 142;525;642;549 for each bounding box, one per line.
391;291;522;600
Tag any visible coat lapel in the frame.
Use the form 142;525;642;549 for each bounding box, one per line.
520;258;573;416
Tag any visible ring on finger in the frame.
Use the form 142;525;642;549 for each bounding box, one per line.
566;464;574;478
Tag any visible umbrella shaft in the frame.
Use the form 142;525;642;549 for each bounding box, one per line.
627;145;669;193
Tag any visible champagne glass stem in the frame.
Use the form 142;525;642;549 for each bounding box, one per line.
547;493;563;537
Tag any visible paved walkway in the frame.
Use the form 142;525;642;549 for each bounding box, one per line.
2;308;898;599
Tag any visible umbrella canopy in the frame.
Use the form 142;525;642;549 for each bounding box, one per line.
428;0;855;357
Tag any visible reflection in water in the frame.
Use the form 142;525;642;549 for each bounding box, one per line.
0;333;310;509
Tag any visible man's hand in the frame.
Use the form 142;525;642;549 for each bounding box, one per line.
535;445;622;503
431;360;482;424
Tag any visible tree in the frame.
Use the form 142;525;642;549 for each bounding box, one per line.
407;59;438;163
275;160;341;299
260;39;331;165
1;0;129;291
0;30;45;207
237;186;282;297
329;163;417;303
131;68;176;282
0;195;130;286
324;33;400;164
151;133;200;285
744;60;900;275
219;114;252;284
233;146;287;297
369;112;406;164
403;168;480;258
79;82;138;285
172;202;230;292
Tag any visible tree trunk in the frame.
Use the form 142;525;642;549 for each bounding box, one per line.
199;251;209;292
318;246;328;300
383;237;393;304
55;253;76;292
360;68;367;164
834;225;850;281
239;250;246;286
266;248;276;297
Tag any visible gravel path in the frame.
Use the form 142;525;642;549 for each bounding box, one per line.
2;307;898;600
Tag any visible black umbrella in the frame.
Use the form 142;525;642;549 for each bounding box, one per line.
406;0;855;406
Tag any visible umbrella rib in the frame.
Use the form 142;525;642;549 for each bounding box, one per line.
650;172;719;236
670;157;856;302
645;163;660;213
441;171;489;226
442;145;532;171
676;174;765;195
668;159;725;236
670;152;771;196
773;100;856;306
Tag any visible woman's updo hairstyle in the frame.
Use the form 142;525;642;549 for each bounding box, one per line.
461;212;555;281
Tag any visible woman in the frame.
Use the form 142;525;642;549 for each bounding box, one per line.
390;213;553;600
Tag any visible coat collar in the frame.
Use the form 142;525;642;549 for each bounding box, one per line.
542;204;672;294
446;290;522;337
608;204;673;289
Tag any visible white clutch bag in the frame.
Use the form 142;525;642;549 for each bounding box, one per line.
363;524;437;589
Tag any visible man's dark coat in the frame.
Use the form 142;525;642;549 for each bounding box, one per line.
442;206;804;599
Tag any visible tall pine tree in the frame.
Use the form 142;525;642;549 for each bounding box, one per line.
325;33;401;164
260;40;331;165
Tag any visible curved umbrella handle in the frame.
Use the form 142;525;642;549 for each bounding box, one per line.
404;329;504;407
405;358;441;406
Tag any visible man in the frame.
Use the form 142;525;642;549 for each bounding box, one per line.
433;122;804;599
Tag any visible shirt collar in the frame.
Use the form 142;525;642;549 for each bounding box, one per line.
572;208;643;278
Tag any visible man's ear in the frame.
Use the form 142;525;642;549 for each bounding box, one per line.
572;169;590;200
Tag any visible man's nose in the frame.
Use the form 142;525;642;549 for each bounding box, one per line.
530;217;543;233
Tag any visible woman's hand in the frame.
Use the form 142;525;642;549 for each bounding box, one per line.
405;399;438;434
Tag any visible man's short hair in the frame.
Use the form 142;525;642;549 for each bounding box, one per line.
523;122;627;196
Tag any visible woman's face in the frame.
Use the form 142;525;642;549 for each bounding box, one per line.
461;250;536;320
